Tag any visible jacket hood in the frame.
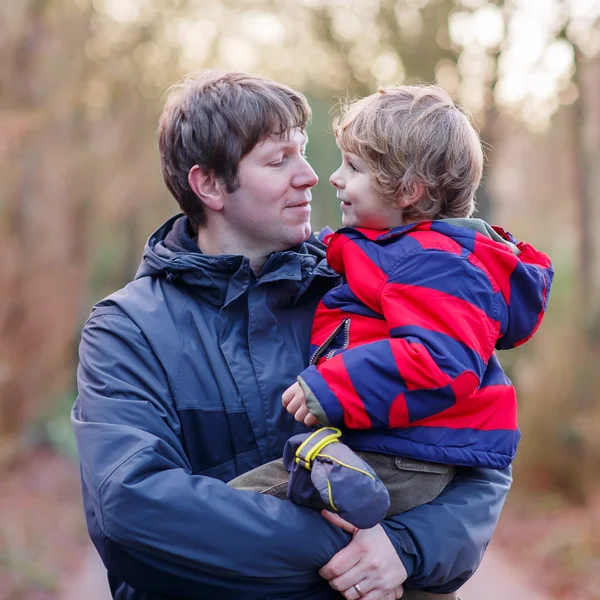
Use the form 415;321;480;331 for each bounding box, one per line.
327;218;553;350
135;215;338;304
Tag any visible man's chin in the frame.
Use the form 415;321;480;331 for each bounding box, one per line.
288;225;312;247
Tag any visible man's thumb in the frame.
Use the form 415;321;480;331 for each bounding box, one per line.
321;510;359;534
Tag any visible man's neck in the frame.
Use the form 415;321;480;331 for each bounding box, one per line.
196;223;270;274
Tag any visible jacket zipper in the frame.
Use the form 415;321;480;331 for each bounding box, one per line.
309;318;351;365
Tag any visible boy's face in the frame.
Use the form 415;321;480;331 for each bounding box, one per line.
330;151;404;230
221;128;318;253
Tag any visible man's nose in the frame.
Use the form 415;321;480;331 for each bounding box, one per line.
293;159;318;189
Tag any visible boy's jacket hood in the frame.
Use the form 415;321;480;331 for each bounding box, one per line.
326;218;553;351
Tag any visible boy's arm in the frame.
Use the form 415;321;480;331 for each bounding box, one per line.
299;249;503;432
73;310;350;598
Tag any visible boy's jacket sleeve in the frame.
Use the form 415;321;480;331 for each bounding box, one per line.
300;250;505;430
72;312;350;599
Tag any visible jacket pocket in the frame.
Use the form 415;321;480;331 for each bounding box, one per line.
177;407;258;475
394;456;454;475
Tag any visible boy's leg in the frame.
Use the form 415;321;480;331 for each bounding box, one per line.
355;452;455;516
228;458;289;498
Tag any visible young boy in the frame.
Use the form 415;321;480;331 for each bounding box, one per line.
230;85;553;528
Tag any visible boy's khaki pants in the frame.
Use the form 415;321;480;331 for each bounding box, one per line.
402;590;458;599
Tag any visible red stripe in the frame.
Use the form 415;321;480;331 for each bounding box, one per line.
517;242;552;269
383;283;500;360
342;240;387;313
410;380;517;431
354;228;386;240
472;234;516;302
407;230;462;254
389;393;409;427
309;306;349;347
345;316;389;346
320;355;372;429
390;339;452;391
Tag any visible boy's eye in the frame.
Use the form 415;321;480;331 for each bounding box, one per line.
348;161;358;172
269;156;285;166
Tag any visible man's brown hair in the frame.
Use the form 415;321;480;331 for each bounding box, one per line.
158;70;311;230
334;85;483;221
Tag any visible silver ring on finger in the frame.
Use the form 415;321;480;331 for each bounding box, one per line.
353;583;364;597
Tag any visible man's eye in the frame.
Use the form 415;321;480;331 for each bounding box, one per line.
269;157;285;166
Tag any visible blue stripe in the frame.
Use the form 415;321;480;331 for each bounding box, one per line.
322;284;384;319
343;425;521;469
300;365;346;427
498;263;551;349
404;386;456;423
430;221;476;253
482;353;512;386
351;235;423;273
389;325;487;380
387;251;501;323
342;340;408;429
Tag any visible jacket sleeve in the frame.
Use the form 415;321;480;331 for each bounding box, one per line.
72;309;350;598
381;465;512;593
299;250;504;429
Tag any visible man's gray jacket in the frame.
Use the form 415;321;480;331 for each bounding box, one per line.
72;215;511;599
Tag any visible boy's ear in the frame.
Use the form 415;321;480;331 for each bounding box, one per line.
398;181;424;208
188;165;224;212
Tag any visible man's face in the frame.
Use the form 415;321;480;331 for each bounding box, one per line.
221;128;318;255
330;151;403;230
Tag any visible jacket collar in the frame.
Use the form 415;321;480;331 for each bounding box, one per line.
135;215;339;305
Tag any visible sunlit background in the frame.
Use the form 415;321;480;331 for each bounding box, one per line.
2;0;600;598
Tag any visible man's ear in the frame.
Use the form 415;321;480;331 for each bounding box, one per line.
398;181;424;208
188;165;224;211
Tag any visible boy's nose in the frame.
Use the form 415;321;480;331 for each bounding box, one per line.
329;168;344;189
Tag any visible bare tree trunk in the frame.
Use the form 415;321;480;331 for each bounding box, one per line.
572;50;594;329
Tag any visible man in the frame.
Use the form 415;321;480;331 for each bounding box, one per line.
72;71;511;600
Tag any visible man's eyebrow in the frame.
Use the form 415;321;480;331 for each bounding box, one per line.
269;132;309;149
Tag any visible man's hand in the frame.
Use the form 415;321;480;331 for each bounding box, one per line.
319;511;407;600
282;382;319;427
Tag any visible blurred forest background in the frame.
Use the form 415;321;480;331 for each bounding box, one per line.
2;0;600;598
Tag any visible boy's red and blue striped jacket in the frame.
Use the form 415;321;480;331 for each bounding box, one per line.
298;219;553;469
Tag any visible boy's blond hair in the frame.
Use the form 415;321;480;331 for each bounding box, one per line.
334;85;483;221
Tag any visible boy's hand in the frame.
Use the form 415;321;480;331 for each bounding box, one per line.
282;382;319;427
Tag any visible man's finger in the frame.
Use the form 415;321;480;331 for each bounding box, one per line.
357;590;392;600
319;544;361;580
327;563;371;593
